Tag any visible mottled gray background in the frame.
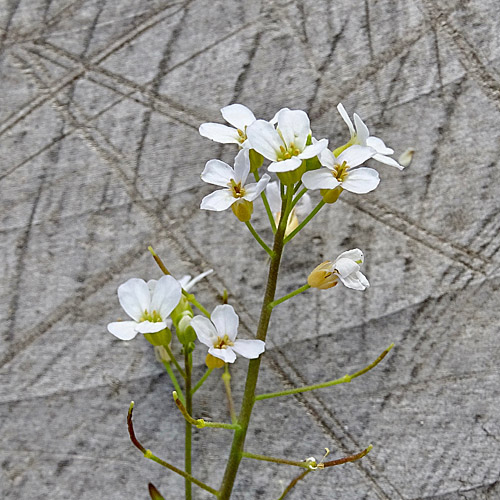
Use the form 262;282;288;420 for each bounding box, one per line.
1;0;500;499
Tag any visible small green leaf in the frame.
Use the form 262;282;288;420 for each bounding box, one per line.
148;482;166;500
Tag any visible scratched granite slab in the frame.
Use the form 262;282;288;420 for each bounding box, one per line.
1;0;500;498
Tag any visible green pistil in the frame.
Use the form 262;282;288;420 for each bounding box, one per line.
228;179;246;198
333;161;349;182
140;309;163;322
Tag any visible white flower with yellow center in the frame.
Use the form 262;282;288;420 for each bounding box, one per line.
302;145;379;194
107;275;182;340
190;305;265;363
337;103;403;170
199;104;256;147
265;181;312;236
308;249;369;291
200;149;270;212
246;108;328;173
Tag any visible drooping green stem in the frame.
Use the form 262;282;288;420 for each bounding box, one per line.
163;344;186;379
241;451;314;469
184;351;193;500
245;221;274;257
162;360;185;405
276;469;311;500
127;402;218;497
255;344;394;401
268;284;310;310
223;364;237;424
218;186;293;499
284;200;325;244
191;367;213;395
173;391;241;430
254;171;276;233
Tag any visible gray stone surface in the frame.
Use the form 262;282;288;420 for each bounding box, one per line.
1;0;500;499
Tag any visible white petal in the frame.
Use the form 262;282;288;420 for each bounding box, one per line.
150;275;182;320
357;271;370;288
243;174;270;202
200;189;236;211
136;321;168;334
199;123;241;144
233;149;250;185
267;156;302;173
341;167;380;194
221;104;256;129
117;278;151;322
191;316;218;348
372;153;404;170
336;248;364;264
302;169;340;190
339;272;368;290
246;120;282;161
337;103;355;138
181;269;213;291
201;159;235;187
147;279;157;295
277;109;311;150
299;138;328;159
232;339;265;359
107;321;139;341
366;136;394;155
269;107;288;125
337;145;376;168
353;113;370;144
333;257;360;278
211;304;239;341
209;346;236;363
319;148;336;169
265;181;282;213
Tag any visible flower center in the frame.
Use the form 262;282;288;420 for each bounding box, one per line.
277;143;301;161
228;179;246;198
140;309;163;322
332;161;349;182
237;128;247;144
214;334;234;350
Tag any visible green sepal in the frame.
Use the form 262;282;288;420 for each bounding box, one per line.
171;296;193;324
332;140;353;158
148;482;166;500
144;328;172;346
231;199;253;222
249;149;264;173
175;312;197;345
277;161;306;185
321;186;343;204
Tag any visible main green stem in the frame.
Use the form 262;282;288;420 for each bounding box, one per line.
218;187;292;499
185;351;192;500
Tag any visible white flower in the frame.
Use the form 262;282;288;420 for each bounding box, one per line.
199;104;256;147
337;103;403;170
308;249;369;291
178;269;214;291
266;181;312;236
190;305;265;363
246;108;328;173
200;149;270;211
107;275;182;340
302;145;379;194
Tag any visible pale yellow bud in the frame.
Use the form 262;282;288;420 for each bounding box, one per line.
307;261;338;289
205;353;225;369
231;199;253;222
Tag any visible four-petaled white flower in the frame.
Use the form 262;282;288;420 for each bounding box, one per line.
200;149;270;211
199;104;256;147
246;108;328;173
266;181;312;236
308;249;369;291
302;145;379;194
107;275;182;340
337;103;403;170
191;304;265;363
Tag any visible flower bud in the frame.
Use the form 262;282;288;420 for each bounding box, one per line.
144;327;172;346
175;312;197;345
231;199;253;222
307;261;338;289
